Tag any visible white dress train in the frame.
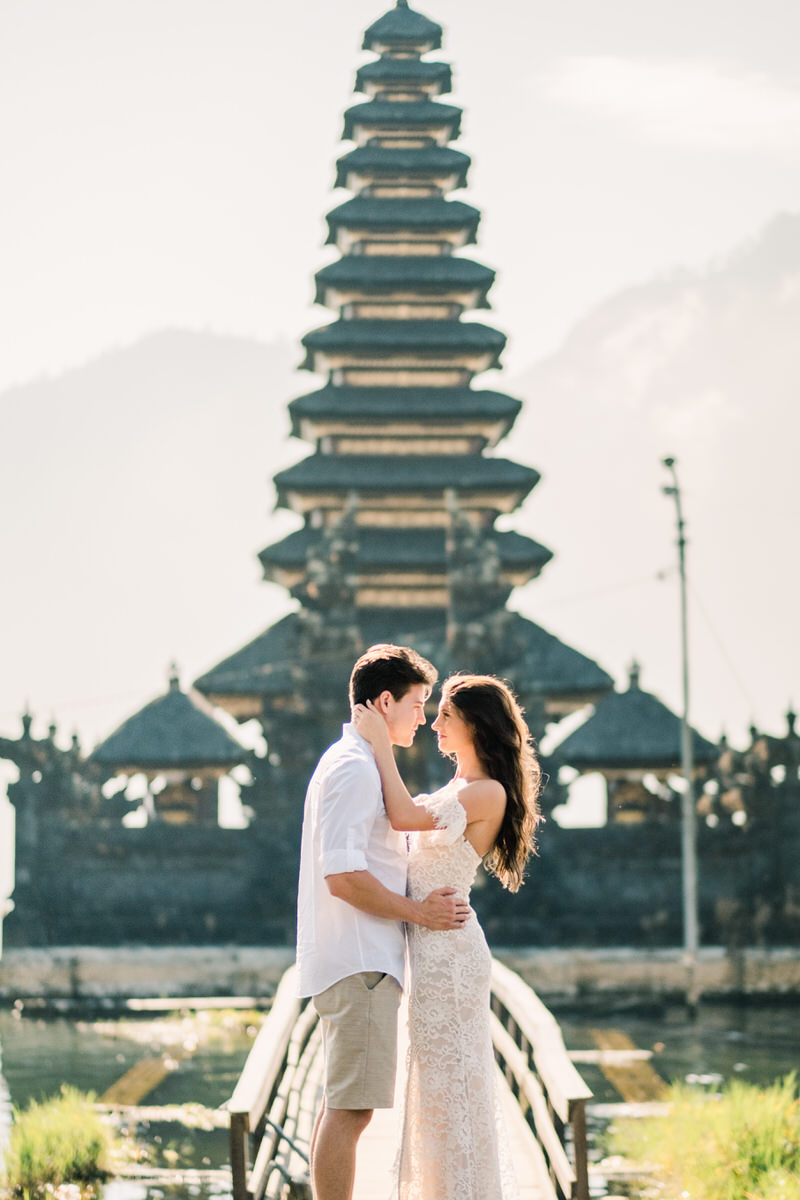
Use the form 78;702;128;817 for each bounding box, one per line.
393;782;519;1200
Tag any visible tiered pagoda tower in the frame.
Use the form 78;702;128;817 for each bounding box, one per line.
196;1;612;801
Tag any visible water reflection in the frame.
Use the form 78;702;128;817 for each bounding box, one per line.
0;1006;260;1200
554;999;800;1106
104;1184;232;1200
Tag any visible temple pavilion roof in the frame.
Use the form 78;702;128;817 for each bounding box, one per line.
355;57;452;94
91;672;245;772
259;526;552;574
343;99;461;141
288;385;520;429
554;667;718;771
362;2;443;53
501;613;615;699
301;318;504;366
315;255;493;301
194;616;302;701
326;197;480;243
335;145;470;189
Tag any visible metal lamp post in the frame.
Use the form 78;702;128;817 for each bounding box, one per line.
661;457;700;1012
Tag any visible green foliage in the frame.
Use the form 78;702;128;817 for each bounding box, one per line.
2;1086;114;1197
609;1073;800;1200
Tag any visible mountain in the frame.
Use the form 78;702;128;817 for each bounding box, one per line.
506;211;800;742
0;330;299;746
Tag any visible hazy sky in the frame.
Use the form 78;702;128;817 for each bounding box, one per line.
3;0;799;389
2;0;799;762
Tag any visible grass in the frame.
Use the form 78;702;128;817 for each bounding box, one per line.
1;1086;115;1197
608;1073;800;1200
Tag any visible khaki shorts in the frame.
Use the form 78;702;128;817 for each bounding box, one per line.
313;971;402;1110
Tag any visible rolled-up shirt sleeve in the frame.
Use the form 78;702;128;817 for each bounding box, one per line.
319;754;378;877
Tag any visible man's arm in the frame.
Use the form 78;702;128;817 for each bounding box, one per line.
326;870;470;930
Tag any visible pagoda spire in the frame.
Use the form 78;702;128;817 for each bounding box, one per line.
196;3;613;745
264;2;547;618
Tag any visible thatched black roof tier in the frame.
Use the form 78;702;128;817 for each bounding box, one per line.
91;676;245;771
362;3;443;52
500;613;615;699
315;255;493;302
301;319;505;369
335;145;470;189
194;616;304;701
288;385;521;433
554;674;718;771
259;526;553;574
194;610;612;708
326;197;480;244
343;99;461;141
356;58;452;94
274;452;538;498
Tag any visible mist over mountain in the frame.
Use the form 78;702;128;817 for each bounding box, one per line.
2;212;798;750
506;210;800;741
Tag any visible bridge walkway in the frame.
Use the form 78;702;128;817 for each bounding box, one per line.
229;959;595;1200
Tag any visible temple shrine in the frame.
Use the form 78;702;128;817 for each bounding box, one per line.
1;1;798;952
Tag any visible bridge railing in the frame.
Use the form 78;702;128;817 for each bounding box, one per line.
490;957;592;1200
228;959;592;1200
228;965;316;1200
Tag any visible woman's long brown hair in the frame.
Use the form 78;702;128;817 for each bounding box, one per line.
442;674;542;892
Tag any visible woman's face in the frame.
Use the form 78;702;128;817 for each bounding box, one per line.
432;693;474;757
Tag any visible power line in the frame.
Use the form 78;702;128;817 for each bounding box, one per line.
533;571;664;608
687;581;757;714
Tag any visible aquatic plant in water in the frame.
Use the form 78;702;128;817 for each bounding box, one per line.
1;1086;114;1197
608;1072;800;1200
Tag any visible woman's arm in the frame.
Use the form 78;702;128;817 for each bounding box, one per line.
351;702;438;831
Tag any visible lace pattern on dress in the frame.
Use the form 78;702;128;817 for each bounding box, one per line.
416;787;468;847
392;782;520;1200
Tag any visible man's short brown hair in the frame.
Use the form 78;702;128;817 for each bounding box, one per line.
349;644;437;708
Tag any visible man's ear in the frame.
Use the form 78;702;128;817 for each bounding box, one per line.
374;690;393;715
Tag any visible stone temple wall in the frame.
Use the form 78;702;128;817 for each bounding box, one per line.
5;785;799;952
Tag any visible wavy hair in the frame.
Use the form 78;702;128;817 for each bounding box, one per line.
442;674;542;892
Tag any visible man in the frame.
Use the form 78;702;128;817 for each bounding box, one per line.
296;644;469;1200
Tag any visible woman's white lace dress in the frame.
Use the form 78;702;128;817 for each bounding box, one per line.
393;781;519;1200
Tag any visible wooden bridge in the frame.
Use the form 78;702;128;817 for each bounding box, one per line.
228;959;593;1200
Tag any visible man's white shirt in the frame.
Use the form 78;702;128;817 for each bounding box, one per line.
296;723;408;998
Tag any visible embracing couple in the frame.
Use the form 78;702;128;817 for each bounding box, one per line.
296;643;542;1200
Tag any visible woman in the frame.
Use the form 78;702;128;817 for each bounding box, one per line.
352;673;542;1200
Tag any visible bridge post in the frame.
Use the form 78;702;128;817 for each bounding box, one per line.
229;1110;250;1200
570;1099;589;1200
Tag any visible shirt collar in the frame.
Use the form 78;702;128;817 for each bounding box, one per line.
342;721;373;754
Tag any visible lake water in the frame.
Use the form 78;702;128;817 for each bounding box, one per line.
1;997;798;1200
554;996;800;1102
0;1003;258;1200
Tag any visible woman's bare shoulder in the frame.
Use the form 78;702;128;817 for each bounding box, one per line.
458;777;506;818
